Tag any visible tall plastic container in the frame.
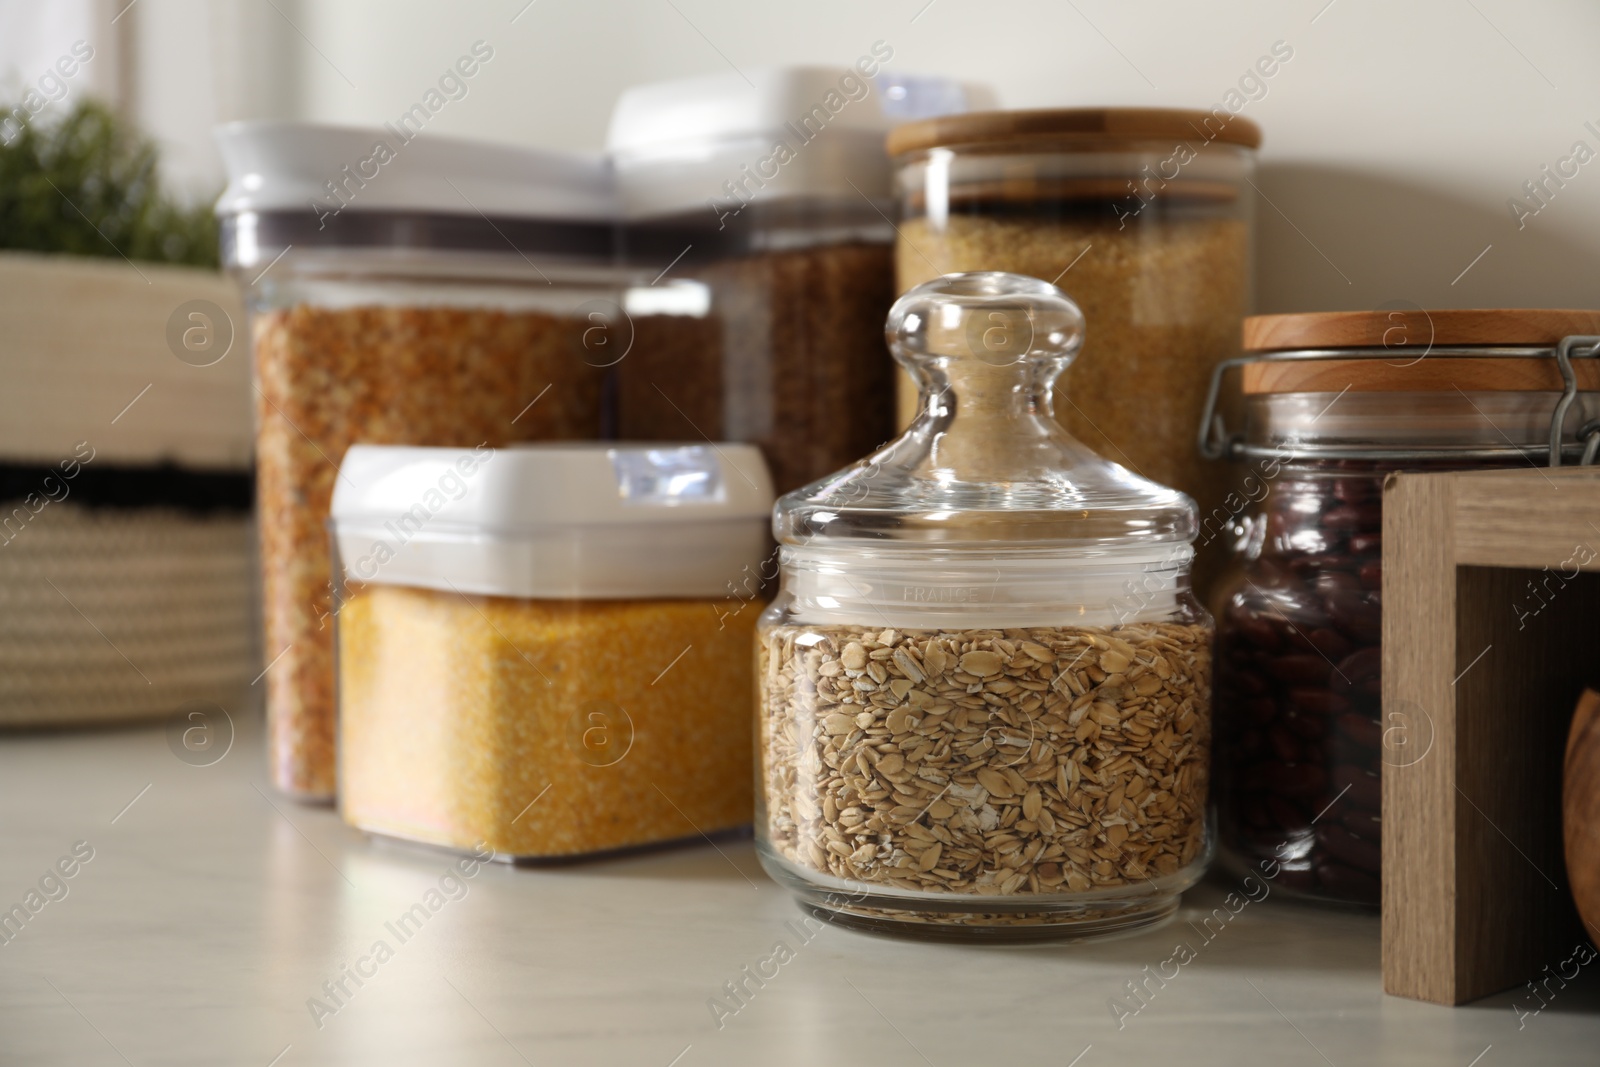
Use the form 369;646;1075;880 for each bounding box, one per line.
217;121;623;799
607;65;994;495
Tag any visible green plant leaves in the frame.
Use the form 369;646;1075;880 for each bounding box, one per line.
0;98;218;269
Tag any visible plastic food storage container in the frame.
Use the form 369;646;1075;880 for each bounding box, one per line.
606;66;994;495
1202;308;1600;905
216;121;624;800
888;108;1259;591
756;272;1214;939
329;442;774;858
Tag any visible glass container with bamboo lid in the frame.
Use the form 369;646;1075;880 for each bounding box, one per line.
887;106;1262;594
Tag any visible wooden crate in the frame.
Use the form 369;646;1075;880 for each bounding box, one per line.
1383;465;1600;1004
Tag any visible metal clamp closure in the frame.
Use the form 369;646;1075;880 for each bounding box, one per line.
1197;337;1600;466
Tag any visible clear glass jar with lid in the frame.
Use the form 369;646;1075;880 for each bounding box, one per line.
1201;309;1600;907
886;108;1259;595
755;272;1214;939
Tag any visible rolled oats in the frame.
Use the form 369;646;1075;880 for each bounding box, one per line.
758;621;1211;897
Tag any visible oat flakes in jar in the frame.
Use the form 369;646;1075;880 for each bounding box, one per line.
755;272;1214;939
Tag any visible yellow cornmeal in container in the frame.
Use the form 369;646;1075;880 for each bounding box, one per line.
330;442;774;859
340;588;758;854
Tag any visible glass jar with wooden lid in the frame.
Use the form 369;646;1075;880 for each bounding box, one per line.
888;107;1260;592
1201;308;1600;906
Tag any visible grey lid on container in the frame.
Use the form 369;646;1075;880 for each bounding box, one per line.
214;121;617;267
605;66;996;219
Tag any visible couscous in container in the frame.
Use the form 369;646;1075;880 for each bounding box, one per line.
329;442;773;858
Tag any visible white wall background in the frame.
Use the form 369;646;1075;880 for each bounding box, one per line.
5;0;1600;314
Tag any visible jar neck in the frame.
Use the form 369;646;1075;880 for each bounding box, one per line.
778;542;1194;629
1244;388;1599;456
907;351;1071;479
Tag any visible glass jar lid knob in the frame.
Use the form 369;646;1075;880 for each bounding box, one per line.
889;270;1085;371
775;271;1196;549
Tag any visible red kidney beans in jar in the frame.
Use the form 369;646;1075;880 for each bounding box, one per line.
1203;307;1600;906
1211;463;1385;904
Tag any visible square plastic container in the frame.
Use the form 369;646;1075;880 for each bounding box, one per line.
329;442;774;859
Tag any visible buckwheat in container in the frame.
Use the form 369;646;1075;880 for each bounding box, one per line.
606;66;994;494
756;273;1213;939
217;122;624;800
330;443;773;858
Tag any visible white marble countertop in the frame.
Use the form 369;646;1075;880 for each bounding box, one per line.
1;711;1596;1066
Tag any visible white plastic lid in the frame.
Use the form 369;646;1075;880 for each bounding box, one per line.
214;120;616;221
330;443;773;599
606;66;997;218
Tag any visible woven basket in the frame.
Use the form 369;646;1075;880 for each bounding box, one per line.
0;503;257;726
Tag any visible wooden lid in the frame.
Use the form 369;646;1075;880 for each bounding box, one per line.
887;107;1264;157
1240;309;1600;395
1243;309;1600;352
